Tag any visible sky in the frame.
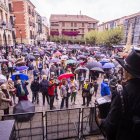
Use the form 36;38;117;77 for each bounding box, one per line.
30;0;140;23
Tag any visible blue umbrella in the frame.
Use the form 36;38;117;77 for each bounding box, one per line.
15;66;29;72
103;63;115;69
100;59;109;66
11;72;29;81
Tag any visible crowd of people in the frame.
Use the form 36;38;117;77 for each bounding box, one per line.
0;43;124;115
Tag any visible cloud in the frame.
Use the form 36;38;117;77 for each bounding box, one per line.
31;0;140;22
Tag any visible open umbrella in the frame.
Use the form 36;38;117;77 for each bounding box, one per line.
74;66;88;74
77;55;87;60
67;59;77;64
0;74;7;85
15;66;29;72
49;58;60;63
26;54;35;60
54;51;62;56
90;67;104;73
13;100;35;122
15;61;26;66
58;73;74;80
0;59;8;63
11;72;29;81
103;63;115;69
86;62;102;70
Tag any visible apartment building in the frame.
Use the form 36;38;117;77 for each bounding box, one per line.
50;14;98;40
0;0;13;46
98;12;140;45
12;0;36;44
98;17;126;31
124;12;140;45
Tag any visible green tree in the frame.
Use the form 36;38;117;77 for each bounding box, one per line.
85;27;124;46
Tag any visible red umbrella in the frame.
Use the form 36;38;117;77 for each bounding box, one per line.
58;73;74;80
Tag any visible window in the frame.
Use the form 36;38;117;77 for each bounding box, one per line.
9;4;12;12
74;22;77;27
71;22;73;27
62;22;65;27
82;23;84;27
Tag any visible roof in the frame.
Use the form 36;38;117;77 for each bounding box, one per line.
50;14;99;23
125;11;140;20
99;11;140;26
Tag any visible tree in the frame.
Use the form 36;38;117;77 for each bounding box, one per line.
84;27;124;47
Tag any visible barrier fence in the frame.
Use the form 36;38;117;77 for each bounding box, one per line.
2;107;101;140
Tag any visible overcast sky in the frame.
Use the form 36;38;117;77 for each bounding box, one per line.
30;0;140;23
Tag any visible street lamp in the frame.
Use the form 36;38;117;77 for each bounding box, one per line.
1;21;8;59
19;29;22;44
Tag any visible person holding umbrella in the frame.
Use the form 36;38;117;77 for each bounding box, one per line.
48;77;57;110
14;75;29;101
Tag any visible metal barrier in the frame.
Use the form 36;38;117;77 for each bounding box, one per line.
45;108;81;140
2;107;101;140
2;112;44;140
81;107;100;138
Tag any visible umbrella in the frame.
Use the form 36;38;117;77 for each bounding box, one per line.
86;62;102;70
15;61;26;66
58;73;74;80
61;55;68;60
49;58;60;63
54;51;62;56
13;100;35;122
0;74;7;85
11;72;29;81
67;59;77;64
77;55;86;59
100;59;109;66
103;63;115;69
33;53;40;57
74;67;88;74
90;67;104;73
15;58;24;64
15;66;29;71
0;59;8;63
26;54;35;60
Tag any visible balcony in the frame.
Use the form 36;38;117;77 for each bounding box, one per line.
0;1;8;12
62;31;80;36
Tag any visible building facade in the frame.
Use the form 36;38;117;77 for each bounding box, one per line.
123;12;140;45
98;12;140;45
98;17;126;31
0;0;13;46
50;14;98;41
12;0;36;44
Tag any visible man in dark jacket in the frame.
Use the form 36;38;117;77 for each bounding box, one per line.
40;75;49;105
97;49;140;140
30;77;40;104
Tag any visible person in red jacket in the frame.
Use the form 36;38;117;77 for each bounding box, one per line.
48;78;56;110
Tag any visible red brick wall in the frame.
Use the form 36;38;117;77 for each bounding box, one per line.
13;1;26;38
